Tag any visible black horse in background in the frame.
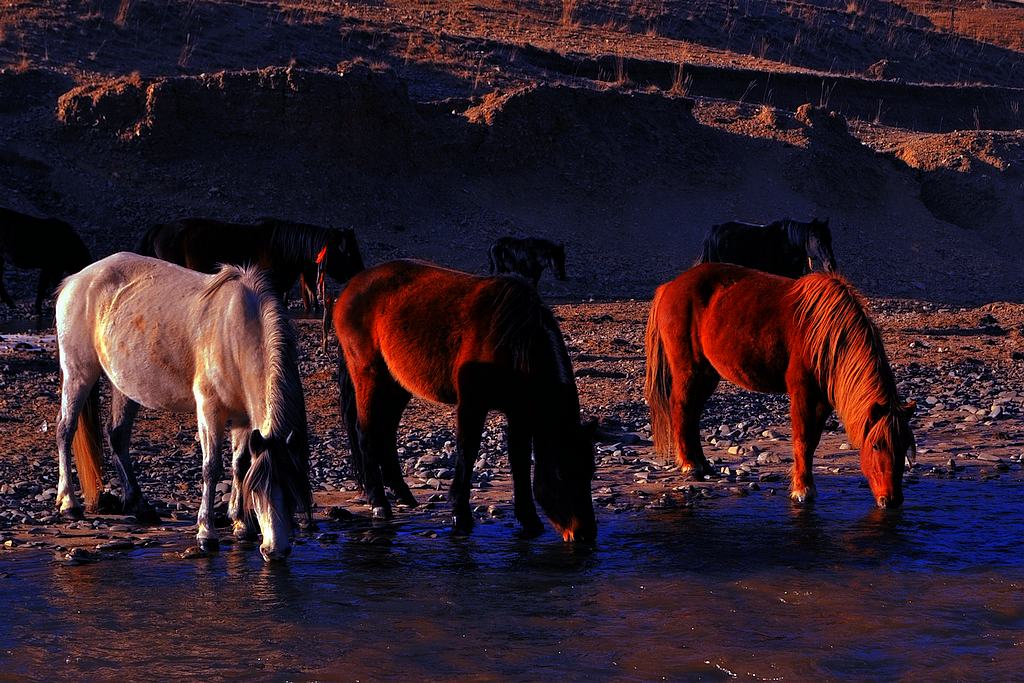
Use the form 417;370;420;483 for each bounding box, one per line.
697;217;837;279
136;218;364;308
0;208;92;321
488;237;567;287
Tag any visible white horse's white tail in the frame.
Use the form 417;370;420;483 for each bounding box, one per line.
72;384;104;510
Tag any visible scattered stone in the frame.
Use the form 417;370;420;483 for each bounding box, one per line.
327;506;354;521
95;539;135;551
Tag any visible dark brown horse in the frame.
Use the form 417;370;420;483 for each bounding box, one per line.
334;259;597;541
645;263;914;508
0;208;92;320
488;237;567;288
697;217;836;278
136;218;363;305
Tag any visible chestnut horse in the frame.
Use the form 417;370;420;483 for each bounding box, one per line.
645;263;915;508
334;259;597;541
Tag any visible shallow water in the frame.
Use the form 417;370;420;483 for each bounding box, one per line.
1;477;1021;681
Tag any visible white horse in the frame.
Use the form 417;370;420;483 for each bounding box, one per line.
54;252;312;561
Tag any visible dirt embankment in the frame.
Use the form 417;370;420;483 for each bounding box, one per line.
56;66;426;167
512;43;1024;132
0;62;1020;306
893;131;1024;231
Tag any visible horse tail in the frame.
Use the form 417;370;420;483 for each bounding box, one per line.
337;348;366;490
72;384;104;511
644;286;673;457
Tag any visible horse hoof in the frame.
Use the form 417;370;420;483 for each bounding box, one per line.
371;506;392;520
452;514;474;536
516;520;544;539
398;493;419;509
198;537;220;553
131;503;161;525
62;506;85;521
232;521;257;541
96;491;123;514
789;490;815;505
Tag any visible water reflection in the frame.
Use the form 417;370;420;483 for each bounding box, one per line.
0;477;1021;679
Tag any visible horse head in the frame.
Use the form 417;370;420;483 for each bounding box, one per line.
860;400;916;509
549;243;567;281
532;415;597;542
806;218;837;273
243;428;312;561
325;228;365;283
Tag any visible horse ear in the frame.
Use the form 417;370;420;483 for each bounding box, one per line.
249;429;267;454
869;401;888;425
901;399;917;417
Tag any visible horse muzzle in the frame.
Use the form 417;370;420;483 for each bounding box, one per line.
260;543;292;562
556;516;597;544
876;493;903;510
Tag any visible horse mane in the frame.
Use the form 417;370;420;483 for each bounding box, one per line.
790;273;899;448
268;220;333;264
203;263;312;515
487;276;572;383
779;218;809;249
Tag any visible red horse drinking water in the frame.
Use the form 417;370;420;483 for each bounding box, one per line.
645;263;915;508
333;259;597;541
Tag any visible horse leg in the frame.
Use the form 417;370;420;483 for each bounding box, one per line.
671;370;719;477
228;425;257;540
375;385;417;508
55;371;100;519
0;258;14;308
194;395;225;552
451;399;487;535
106;388;158;523
788;378;831;504
352;371;394;520
300;269;318;315
34;268;58;323
508;411;543;538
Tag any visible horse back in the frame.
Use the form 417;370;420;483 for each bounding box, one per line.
58;253;272;413
147;219;273;272
699;222;805;278
654;263;797;393
335;259;541;405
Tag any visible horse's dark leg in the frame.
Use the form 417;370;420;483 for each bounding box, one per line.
357;420;391;520
671;370;720;478
788;373;831;504
228;426;257;540
451;391;487;535
299;269;318;315
34;268;63;328
338;351;366;490
0;256;15;308
352;368;394;520
374;383;417;508
507;411;543;538
106;388;159;523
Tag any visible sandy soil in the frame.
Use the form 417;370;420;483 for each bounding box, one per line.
1;297;1021;560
